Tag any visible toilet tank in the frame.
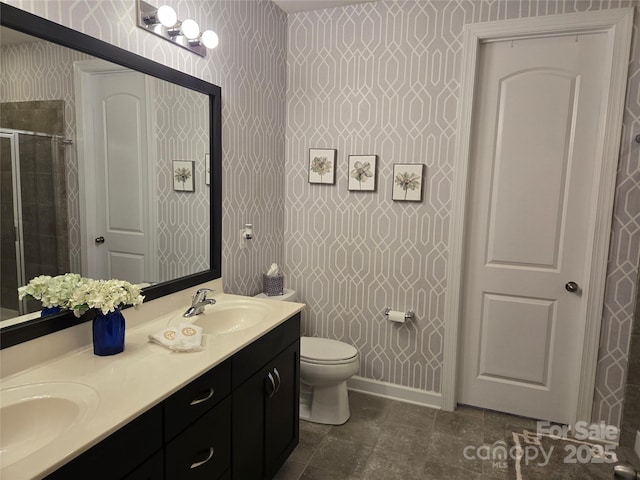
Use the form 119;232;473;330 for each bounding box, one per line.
254;289;296;302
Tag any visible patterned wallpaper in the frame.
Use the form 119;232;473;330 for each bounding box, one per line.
592;1;640;427
213;0;287;294
285;0;640;428
153;80;210;282
3;0;638;430
2;0;287;291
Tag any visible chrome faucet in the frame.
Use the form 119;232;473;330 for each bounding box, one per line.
183;288;216;318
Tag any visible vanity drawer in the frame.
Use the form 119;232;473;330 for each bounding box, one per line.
164;358;231;441
165;395;231;480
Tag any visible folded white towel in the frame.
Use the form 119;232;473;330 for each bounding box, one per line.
149;323;204;352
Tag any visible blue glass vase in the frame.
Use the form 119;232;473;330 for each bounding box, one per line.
92;308;126;356
41;306;62;317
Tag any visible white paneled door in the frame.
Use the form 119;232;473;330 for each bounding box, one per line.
458;32;608;424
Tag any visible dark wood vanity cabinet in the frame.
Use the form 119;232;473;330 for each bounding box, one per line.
266;341;300;475
44;314;300;480
44;359;232;480
165;396;231;479
122;451;164;480
232;317;300;479
163;359;232;480
163;359;231;441
44;404;164;480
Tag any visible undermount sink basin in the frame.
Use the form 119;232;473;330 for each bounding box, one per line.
0;382;100;468
171;299;268;335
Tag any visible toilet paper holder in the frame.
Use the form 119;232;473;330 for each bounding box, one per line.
383;308;415;320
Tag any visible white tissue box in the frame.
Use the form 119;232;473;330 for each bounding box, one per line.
262;274;284;296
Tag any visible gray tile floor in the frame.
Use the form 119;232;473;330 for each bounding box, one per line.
275;391;640;480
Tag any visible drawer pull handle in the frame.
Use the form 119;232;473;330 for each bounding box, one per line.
267;372;276;398
273;367;281;393
190;387;214;406
190;447;215;469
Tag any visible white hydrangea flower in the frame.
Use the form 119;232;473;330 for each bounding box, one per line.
70;279;144;317
18;273;86;309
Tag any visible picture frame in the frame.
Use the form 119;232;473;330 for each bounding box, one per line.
173;160;195;192
348;155;377;191
392;164;424;202
308;148;336;184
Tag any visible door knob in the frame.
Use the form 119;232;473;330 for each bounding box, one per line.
613;463;639;479
565;281;579;293
95;236;105;244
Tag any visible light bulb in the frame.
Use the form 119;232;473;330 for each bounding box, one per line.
201;30;219;49
180;19;200;40
157;5;177;28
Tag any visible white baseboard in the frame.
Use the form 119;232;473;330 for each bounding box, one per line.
347;375;442;409
635;430;640;459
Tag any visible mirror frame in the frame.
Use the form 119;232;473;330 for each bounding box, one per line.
0;3;222;349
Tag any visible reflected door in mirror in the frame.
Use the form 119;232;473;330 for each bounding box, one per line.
77;61;156;284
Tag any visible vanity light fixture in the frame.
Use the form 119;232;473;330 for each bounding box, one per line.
137;0;218;57
180;18;200;41
142;4;177;28
201;30;219;49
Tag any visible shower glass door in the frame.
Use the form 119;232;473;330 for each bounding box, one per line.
0;129;69;319
0;131;23;319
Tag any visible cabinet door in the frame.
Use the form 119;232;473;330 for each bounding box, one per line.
265;340;300;477
232;340;300;480
232;365;267;479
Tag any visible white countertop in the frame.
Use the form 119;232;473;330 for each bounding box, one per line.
0;280;305;480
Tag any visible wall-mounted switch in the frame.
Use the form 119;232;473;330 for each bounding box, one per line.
239;223;253;249
242;224;253;240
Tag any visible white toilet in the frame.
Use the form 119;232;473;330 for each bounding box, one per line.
298;336;359;425
254;289;359;425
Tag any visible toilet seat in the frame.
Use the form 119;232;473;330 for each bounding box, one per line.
301;337;358;365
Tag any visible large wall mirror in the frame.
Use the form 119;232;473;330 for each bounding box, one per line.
0;3;222;348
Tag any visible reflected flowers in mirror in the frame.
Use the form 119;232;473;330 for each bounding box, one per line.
18;273;86;315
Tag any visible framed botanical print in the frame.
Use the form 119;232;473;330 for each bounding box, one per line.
348;155;377;191
308;148;336;184
173;160;195;192
392;164;424;201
